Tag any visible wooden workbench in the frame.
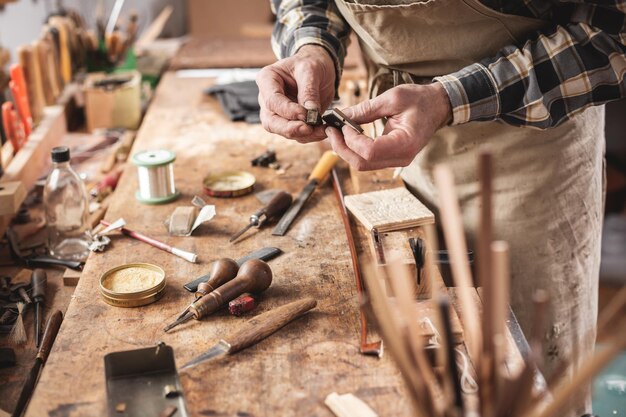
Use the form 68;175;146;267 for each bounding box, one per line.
25;72;414;416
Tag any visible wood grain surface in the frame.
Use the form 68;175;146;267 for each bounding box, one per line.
25;73;412;417
345;187;434;232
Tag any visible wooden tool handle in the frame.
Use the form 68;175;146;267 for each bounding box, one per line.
49;18;72;84
192;259;272;318
262;191;293;220
28;42;47;112
17;46;43;124
37;310;63;364
224;298;317;354
31;269;47;301
34;40;55;106
308;151;339;182
195;258;239;298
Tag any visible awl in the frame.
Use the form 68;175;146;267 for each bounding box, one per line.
272;151;339;236
230;191;292;242
31;269;47;348
180;297;317;370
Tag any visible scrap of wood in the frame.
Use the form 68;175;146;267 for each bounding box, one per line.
63;268;82;286
0;181;26;216
135;5;174;55
325;392;378;417
344;187;434;233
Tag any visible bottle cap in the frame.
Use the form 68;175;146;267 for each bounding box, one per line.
51;146;70;163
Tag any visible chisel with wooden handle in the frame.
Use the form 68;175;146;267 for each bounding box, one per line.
272;150;339;236
180;297;317;370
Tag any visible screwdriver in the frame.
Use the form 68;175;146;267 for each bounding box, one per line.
174;258;239;322
164;259;272;332
230;191;292;243
31;269;47;348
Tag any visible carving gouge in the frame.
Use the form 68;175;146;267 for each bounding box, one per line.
272;151;339;236
230;191;292;242
180;298;317;370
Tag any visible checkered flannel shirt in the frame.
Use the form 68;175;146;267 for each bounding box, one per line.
271;0;626;129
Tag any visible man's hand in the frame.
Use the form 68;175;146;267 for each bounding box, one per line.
256;45;336;143
326;83;452;171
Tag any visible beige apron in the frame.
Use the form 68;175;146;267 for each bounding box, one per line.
335;0;604;413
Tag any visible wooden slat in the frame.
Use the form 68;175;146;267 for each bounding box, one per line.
345;187;434;233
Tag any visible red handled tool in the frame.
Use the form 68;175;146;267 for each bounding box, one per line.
9;64;33;136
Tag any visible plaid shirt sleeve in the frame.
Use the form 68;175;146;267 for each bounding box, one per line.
270;0;351;81
435;2;626;129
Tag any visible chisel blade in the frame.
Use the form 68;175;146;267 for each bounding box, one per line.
272;181;317;236
180;340;230;370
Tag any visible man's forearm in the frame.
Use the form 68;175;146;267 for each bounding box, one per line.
435;3;626;129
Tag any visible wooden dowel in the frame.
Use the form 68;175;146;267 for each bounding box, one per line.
479;152;495;417
433;165;483;372
387;262;443;415
361;265;431;417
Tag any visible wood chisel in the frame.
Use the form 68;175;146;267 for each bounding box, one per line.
183;247;283;292
180;298;317;370
272;150;339;236
230;191;292;242
164;259;273;332
12;310;62;417
9;64;33;136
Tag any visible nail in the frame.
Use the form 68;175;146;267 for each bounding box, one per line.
304;100;318;110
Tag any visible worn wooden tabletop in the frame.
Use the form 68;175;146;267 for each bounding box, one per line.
25;72;416;417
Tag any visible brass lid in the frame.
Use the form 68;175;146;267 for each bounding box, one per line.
99;263;166;308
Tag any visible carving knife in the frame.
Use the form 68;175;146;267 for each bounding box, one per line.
272;150;339;236
180;298;316;370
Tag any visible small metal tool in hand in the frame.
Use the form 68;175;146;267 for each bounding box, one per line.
230;191;292;243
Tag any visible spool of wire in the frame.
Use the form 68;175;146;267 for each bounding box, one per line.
132;149;180;204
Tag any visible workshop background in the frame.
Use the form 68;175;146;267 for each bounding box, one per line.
0;0;624;416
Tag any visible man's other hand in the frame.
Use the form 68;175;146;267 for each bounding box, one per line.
257;45;336;143
326;83;452;171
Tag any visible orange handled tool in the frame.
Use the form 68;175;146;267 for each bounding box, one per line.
9;65;32;136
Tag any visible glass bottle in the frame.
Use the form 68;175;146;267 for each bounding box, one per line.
43;146;91;261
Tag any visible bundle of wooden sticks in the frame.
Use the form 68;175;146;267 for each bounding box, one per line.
362;152;626;417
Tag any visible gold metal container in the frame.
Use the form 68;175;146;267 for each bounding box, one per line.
99;263;166;308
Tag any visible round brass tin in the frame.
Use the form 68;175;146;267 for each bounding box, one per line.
99;263;166;308
202;171;256;198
